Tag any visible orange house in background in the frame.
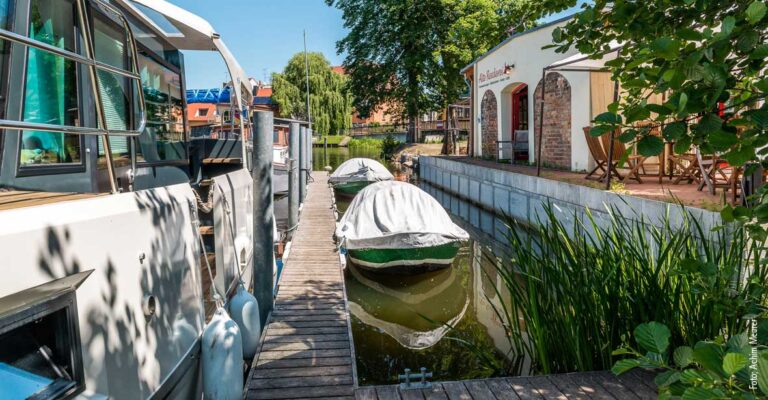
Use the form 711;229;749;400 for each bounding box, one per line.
331;66;398;126
187;103;218;127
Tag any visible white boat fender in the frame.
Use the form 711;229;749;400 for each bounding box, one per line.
228;283;261;359
202;307;243;400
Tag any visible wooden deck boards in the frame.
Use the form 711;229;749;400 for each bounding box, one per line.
354;371;657;400
0;190;101;211
246;174;355;400
245;174;658;400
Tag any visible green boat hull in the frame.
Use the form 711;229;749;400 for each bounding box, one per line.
347;242;461;273
332;181;374;195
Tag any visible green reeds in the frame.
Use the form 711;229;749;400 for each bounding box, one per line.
485;204;768;375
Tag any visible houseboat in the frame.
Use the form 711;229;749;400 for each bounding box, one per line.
0;0;259;398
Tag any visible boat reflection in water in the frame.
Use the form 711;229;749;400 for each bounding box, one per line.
345;262;470;350
344;180;535;385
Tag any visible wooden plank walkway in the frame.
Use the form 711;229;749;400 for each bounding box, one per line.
246;173;355;400
354;370;657;400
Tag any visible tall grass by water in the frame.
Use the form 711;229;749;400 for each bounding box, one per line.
485;204;768;375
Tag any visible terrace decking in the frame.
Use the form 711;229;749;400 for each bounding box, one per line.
354;370;658;400
246;173;355;400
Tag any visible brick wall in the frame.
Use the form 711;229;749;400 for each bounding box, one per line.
533;72;572;169
480;90;498;159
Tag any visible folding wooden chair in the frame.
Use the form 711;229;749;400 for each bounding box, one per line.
601;130;645;183
696;150;741;203
634;122;665;184
583;127;608;180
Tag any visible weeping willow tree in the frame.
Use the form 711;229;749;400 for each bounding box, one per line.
272;52;353;136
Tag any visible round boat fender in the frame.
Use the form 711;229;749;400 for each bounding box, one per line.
228;283;261;359
202;307;243;399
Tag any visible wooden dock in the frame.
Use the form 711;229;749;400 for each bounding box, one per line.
354;370;657;400
245;173;657;400
246;173;355;400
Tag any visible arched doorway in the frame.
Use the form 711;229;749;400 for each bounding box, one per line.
534;72;572;169
480;90;498;159
501;83;529;161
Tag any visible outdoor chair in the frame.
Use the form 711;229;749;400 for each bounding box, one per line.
634;122;665;184
669;154;699;184
601;130;645;183
696;150;741;203
583;127;609;180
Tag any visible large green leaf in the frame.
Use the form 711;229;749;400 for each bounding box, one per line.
612;359;641;375
595;112;622;124
724;145;756;166
722;352;749;376
759;350;768;396
718;16;735;37
654;370;681;387
694;342;726;378
651;37;680;59
681;387;725;400
590;125;613;137
663;122;687;141
709;130;738;151
746;1;767;24
750;108;768;129
635;322;671;354
674;346;694;368
696;114;723;133
638;135;664;156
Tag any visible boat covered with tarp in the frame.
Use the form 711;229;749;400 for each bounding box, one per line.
336;181;469;272
329;158;394;195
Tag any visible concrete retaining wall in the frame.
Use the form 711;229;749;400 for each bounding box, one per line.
419;156;722;235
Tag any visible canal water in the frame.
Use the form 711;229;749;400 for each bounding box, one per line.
316;146;522;386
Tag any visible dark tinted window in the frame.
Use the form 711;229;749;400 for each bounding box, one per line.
20;0;83;166
137;52;186;162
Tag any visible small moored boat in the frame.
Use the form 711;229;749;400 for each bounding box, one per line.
336;181;469;272
329;158;394;195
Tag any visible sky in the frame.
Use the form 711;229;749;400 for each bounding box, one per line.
173;0;588;90
175;0;348;90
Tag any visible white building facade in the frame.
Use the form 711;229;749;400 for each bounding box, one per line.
463;15;613;172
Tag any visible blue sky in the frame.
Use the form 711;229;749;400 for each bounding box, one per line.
174;0;587;90
175;0;348;90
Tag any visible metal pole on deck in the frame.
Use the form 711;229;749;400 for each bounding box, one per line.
299;126;308;203
252;111;275;327
536;69;547;176
288;122;300;236
309;129;314;173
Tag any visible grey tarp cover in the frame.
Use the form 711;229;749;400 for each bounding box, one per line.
336;181;469;250
329;158;394;184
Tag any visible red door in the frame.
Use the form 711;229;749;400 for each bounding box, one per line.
511;85;528;133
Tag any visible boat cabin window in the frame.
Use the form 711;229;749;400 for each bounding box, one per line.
91;1;139;168
20;0;88;168
0;0;145;176
136;51;187;163
0;290;84;399
0;0;14;166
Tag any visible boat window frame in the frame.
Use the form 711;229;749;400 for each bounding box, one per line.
0;0;17;177
0;2;146;136
5;0;147;179
133;40;189;168
16;0;88;175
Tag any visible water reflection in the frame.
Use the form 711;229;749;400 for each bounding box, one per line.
344;181;529;385
346;262;470;350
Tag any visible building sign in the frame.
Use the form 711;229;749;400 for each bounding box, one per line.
478;64;512;89
479;65;507;83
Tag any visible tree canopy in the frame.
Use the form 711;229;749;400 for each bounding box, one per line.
548;0;768;233
328;0;560;141
271;52;353;136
